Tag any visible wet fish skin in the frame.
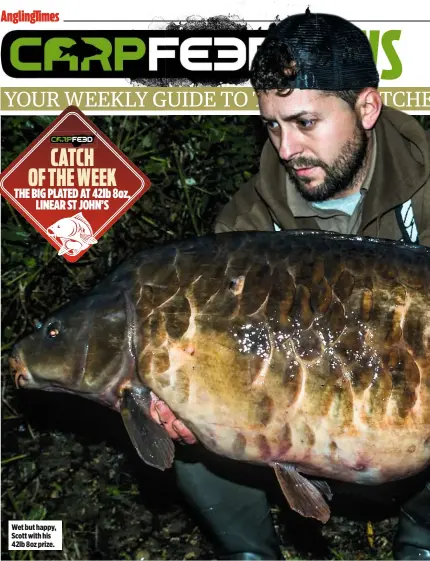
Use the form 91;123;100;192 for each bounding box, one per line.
10;231;430;522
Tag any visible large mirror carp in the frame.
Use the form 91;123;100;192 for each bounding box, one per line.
10;230;430;524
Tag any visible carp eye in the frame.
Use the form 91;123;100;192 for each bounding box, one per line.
46;321;61;338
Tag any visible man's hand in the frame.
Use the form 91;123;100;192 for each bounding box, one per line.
149;392;197;444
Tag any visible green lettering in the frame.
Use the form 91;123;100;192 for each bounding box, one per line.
80;38;112;71
10;37;41;71
44;38;79;71
381;30;402;80
365;30;380;64
114;37;146;70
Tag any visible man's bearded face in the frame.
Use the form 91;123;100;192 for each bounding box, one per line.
258;89;371;201
284;120;368;201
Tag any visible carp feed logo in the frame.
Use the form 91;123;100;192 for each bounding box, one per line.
1;29;266;82
0;25;403;83
0;105;151;263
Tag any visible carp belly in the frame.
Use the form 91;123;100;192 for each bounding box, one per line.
134;232;430;486
10;230;430;523
143;328;430;486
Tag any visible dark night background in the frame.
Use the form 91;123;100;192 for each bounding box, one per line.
2;114;430;560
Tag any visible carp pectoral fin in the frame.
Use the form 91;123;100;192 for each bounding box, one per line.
120;388;175;471
273;463;331;524
311;479;333;501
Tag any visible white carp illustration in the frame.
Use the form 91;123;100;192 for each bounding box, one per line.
47;212;98;256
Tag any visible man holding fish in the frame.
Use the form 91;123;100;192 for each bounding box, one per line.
150;10;430;561
10;10;430;561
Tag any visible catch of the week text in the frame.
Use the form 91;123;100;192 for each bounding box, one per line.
27;148;116;187
14;147;131;211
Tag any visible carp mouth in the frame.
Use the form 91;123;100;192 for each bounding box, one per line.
9;351;51;391
10;352;32;390
9;348;121;411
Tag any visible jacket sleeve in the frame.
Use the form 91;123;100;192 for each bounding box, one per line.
417;206;430;247
214;174;275;234
419;229;430;247
415;130;430;247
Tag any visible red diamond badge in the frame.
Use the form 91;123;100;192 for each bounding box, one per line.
0;105;151;263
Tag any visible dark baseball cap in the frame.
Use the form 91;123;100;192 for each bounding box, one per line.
251;11;379;91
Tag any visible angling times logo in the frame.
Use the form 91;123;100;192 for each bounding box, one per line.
0;106;151;263
1;10;60;24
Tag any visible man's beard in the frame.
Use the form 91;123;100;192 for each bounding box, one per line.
284;123;369;202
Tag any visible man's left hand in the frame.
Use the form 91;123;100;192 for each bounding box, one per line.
149;392;197;444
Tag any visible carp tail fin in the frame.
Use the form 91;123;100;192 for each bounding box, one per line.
80;233;98;245
120;387;175;471
273;462;332;523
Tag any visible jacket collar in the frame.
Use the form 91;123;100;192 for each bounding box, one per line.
361;105;429;230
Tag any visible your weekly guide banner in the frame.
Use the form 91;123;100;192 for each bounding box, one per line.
0;0;430;115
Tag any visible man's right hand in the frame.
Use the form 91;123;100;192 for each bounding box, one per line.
149;392;197;444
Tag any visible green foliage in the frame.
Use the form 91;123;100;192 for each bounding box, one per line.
1;115;266;351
